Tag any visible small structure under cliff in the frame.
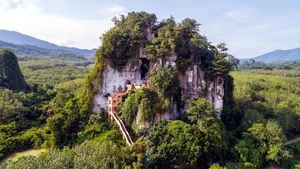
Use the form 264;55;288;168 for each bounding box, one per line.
92;12;233;129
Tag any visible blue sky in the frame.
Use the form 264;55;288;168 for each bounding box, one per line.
0;0;299;58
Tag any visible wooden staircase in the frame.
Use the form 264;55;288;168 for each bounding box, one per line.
110;112;133;146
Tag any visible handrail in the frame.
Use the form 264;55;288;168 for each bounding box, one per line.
107;85;135;146
115;113;133;144
110;112;133;146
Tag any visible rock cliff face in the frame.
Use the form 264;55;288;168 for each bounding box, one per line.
94;60;145;111
93;48;225;120
179;64;225;117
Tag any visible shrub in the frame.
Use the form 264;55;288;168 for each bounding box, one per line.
121;88;165;126
149;67;180;100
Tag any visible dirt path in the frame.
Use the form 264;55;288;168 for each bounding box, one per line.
5;149;47;161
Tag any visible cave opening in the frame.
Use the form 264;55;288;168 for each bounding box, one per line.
140;58;149;80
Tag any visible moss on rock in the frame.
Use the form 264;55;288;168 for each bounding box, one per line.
0;49;28;91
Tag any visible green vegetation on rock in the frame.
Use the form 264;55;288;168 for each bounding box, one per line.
101;12;156;70
149;67;180;100
0;49;28;91
121;88;166;126
99;12;232;75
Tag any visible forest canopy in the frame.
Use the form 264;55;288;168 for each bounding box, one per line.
98;12;232;75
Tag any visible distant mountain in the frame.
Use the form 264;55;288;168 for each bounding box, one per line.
241;48;300;63
254;48;300;62
0;29;96;57
0;40;86;60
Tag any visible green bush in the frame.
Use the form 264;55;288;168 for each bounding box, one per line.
121;88;165;126
2;140;125;169
209;164;228;169
77;113;110;143
0;125;47;160
145;98;228;168
149;67;180;100
235;120;290;168
145;120;201;168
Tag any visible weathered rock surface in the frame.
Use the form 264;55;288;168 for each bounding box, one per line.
94;48;225;122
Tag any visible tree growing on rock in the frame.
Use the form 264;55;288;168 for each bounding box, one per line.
0;49;28;91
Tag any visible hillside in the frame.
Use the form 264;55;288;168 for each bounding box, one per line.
0;40;86;60
0;49;28;91
242;47;300;63
0;30;96;57
255;48;300;62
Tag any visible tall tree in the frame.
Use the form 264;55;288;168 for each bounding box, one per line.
235;120;290;168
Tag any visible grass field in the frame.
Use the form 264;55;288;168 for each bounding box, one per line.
19;59;89;86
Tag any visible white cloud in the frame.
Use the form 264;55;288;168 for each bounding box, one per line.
104;5;126;14
0;0;120;49
226;10;249;19
0;0;25;9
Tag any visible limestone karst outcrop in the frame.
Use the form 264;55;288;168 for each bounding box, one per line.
94;48;225;121
0;49;28;91
90;12;232;129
